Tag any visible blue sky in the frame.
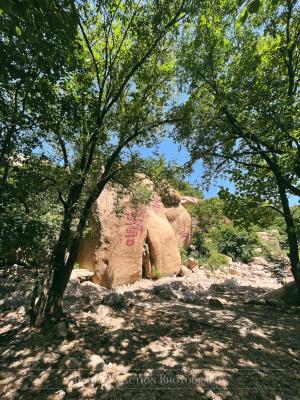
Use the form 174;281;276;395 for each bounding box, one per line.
137;137;299;206
137;137;235;199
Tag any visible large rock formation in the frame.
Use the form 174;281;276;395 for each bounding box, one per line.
77;182;193;288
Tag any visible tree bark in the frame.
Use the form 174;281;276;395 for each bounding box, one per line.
276;176;300;297
30;177;109;326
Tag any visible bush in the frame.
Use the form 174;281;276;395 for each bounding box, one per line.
191;231;210;258
201;249;229;269
151;266;161;280
213;225;259;263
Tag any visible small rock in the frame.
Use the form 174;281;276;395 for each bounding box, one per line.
250;256;269;267
179;265;192;277
245;298;266;306
210;283;226;293
73;381;85;389
60;357;81;369
228;267;240;275
102;293;124;308
185;257;198;270
87;354;105;371
191;266;200;273
157;288;173;300
3;349;14;359
47;390;66;400
208;297;224;309
266;298;283;308
54;321;68;338
205;389;215;399
223;278;239;288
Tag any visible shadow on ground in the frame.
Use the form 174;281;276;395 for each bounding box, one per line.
1;279;300;400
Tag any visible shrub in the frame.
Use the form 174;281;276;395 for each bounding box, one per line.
202;250;229;269
191;231;210;258
213;225;259;263
151;266;161;280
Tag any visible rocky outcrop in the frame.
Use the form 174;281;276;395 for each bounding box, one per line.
180;196;200;208
77;182;193;288
164;204;192;249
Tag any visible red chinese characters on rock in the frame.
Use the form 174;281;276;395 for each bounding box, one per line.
150;195;161;213
125;211;144;246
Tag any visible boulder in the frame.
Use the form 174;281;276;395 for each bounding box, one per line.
180;196;200;208
250;257;269;267
77;182;185;288
70;268;93;282
164;204;192;249
264;281;300;305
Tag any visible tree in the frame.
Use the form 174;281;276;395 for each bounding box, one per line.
0;0;79;187
173;0;300;294
0;0;189;326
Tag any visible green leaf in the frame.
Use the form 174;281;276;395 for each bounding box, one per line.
248;0;261;14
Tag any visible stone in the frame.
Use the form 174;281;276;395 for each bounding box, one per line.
54;321;68;338
266;298;283;308
164;204;192;248
102;292;124;308
223;278;239;288
157;287;173;300
264;281;300;305
96;304;111;317
250;257;269;267
185;257;198;270
245;298;266;305
60;357;81;369
3;349;14;358
87;354;105;371
47;390;66;400
208;297;224;309
210;283;226;293
70;269;93;282
76;179;191;288
191;265;200;273
0;297;23;311
180;196;200;207
228;267;240;275
179;265;192;277
73;381;86;389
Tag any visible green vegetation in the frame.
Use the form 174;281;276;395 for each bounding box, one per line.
1;0;300;326
151;266;161;280
212;226;259;264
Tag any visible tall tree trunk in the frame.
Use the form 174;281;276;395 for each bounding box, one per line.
30;178;108;326
276;177;300;296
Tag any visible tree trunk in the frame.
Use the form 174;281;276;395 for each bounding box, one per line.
277;177;300;297
30;243;72;326
30;177;108;326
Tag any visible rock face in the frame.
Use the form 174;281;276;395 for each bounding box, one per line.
164;205;192;249
77;182;193;288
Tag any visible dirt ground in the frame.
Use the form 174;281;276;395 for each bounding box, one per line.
0;262;300;400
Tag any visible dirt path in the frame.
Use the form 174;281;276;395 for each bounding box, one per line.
0;265;300;400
